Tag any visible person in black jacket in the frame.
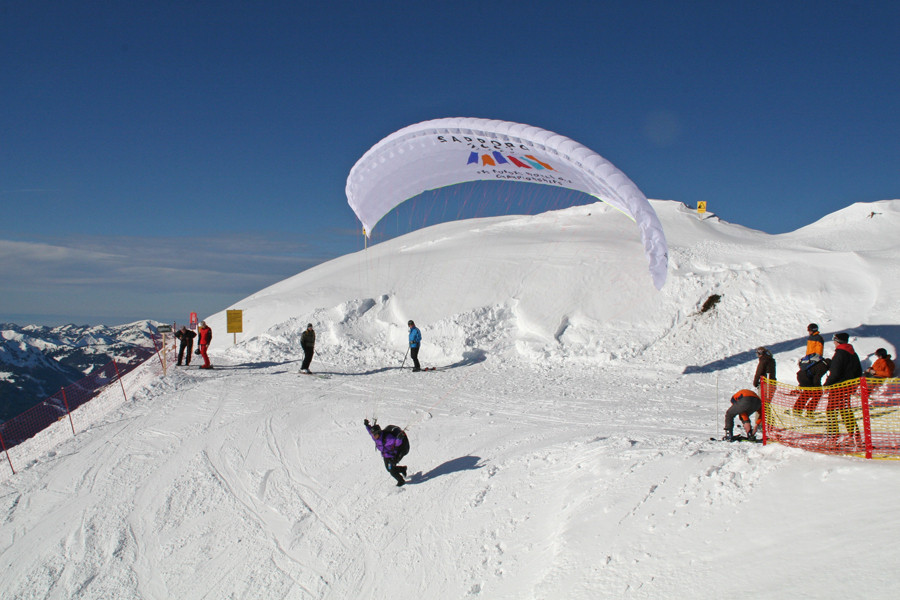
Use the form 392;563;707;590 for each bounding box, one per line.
174;326;196;367
300;323;316;374
824;332;862;446
753;347;777;399
793;355;830;416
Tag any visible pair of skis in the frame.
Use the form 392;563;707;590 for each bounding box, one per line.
709;435;761;443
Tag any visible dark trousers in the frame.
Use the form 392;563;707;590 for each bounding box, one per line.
725;395;762;433
410;346;420;370
178;342;192;365
301;345;314;370
826;391;859;437
383;442;409;484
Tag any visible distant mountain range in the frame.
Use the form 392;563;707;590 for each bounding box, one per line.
0;321;161;423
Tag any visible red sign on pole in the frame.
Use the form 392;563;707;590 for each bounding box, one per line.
190;312;198;330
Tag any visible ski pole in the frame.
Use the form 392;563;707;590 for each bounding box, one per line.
400;347;409;369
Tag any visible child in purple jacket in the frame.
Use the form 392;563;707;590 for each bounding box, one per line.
365;419;410;486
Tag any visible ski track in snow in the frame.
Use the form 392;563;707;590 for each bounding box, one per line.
2;200;900;598
0;357;849;599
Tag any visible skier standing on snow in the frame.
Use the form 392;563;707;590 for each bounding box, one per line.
805;323;825;356
794;355;830;416
364;419;410;486
823;332;862;447
174;325;196;367
196;321;213;369
753;346;776;398
723;389;762;441
408;320;422;372
300;323;316;374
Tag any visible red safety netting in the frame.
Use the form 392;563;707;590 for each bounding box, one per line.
0;342;164;472
762;376;900;459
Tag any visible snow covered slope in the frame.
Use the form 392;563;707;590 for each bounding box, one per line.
1;199;898;599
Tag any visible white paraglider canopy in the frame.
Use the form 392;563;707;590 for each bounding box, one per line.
346;117;668;289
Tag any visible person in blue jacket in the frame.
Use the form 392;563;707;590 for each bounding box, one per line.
408;320;422;372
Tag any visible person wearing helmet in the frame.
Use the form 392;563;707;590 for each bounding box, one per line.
724;389;762;441
364;419;410;486
805;323;824;356
408;320;422;372
300;323;316;374
753;346;776;388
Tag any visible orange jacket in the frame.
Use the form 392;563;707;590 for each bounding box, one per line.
805;333;824;357
731;389;761;426
868;357;895;378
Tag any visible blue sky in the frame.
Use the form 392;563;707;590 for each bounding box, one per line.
2;1;898;326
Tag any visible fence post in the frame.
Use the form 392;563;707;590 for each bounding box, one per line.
60;387;76;436
113;361;129;403
860;377;873;459
0;431;14;475
760;378;770;445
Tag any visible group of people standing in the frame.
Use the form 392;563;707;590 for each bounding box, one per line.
724;323;895;445
173;321;213;369
297;319;424;375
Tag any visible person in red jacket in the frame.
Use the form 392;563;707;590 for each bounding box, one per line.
197;321;213;369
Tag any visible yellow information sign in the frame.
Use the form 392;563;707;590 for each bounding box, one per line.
226;310;243;334
697;201;707;214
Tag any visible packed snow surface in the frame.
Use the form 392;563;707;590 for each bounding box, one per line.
1;199;899;599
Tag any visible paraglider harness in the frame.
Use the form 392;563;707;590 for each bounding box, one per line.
382;425;410;460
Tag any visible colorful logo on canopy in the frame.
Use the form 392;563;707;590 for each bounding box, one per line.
467;151;555;170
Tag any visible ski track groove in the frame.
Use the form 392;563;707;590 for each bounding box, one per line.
0;355;820;599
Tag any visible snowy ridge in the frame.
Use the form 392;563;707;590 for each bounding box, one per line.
1;200;899;599
0;320;162;422
211;200;899;371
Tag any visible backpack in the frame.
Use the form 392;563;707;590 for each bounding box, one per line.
799;353;822;373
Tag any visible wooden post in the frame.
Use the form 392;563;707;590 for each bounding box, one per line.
0;431;14;475
113;361;128;403
60;387;76;436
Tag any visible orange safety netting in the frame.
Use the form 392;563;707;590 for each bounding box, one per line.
761;376;900;459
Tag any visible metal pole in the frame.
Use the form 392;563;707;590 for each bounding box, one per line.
715;374;719;439
400;347;409;369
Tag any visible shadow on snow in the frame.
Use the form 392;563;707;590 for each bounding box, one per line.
408;455;483;485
